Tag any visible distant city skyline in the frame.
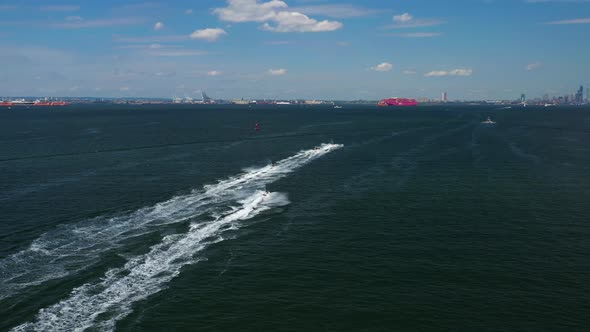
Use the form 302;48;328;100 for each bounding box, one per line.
0;0;589;100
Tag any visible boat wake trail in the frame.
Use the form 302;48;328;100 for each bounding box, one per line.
0;143;343;304
12;191;289;332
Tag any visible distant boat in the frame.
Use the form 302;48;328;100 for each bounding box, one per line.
34;100;68;106
10;99;33;105
544;103;555;107
334;105;343;109
481;117;496;125
377;98;418;107
0;99;67;107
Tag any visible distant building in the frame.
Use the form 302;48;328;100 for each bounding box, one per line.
442;92;448;102
232;99;250;105
575;85;584;104
520;94;526;103
201;91;213;104
304;100;323;105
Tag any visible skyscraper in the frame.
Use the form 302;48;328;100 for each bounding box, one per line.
442;92;448;102
575;85;584;104
520;94;526;103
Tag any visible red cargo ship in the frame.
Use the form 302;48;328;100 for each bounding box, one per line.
0;101;13;106
377;98;418;107
34;100;68;106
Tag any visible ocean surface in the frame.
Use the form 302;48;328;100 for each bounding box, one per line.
0;104;589;331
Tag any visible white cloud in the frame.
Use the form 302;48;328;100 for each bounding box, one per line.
389;12;444;28
154;21;164;31
190;28;227;41
527;0;590;3
425;71;448;77
119;86;130;91
65;16;83;22
214;0;342;33
545;17;590;25
117;43;184;50
208;70;222;76
449;69;473;76
526;62;542;71
289;4;379;18
264;40;292;45
393;13;413;23
154;71;176;77
268;68;287;75
425;69;473;77
185;9;193;14
215;0;288;22
51;17;145;29
113;35;189;43
149;50;207;57
370;62;393;72
388;32;442;38
261;11;342;32
40;5;80;12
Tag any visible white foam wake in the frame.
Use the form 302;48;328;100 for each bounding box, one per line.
12;191;290;332
0;143;342;301
3;143;342;329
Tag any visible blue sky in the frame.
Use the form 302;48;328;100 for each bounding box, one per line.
0;0;589;100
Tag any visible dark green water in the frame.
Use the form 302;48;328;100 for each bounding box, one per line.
1;105;589;331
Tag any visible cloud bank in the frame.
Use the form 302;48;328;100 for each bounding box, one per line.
214;0;342;32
